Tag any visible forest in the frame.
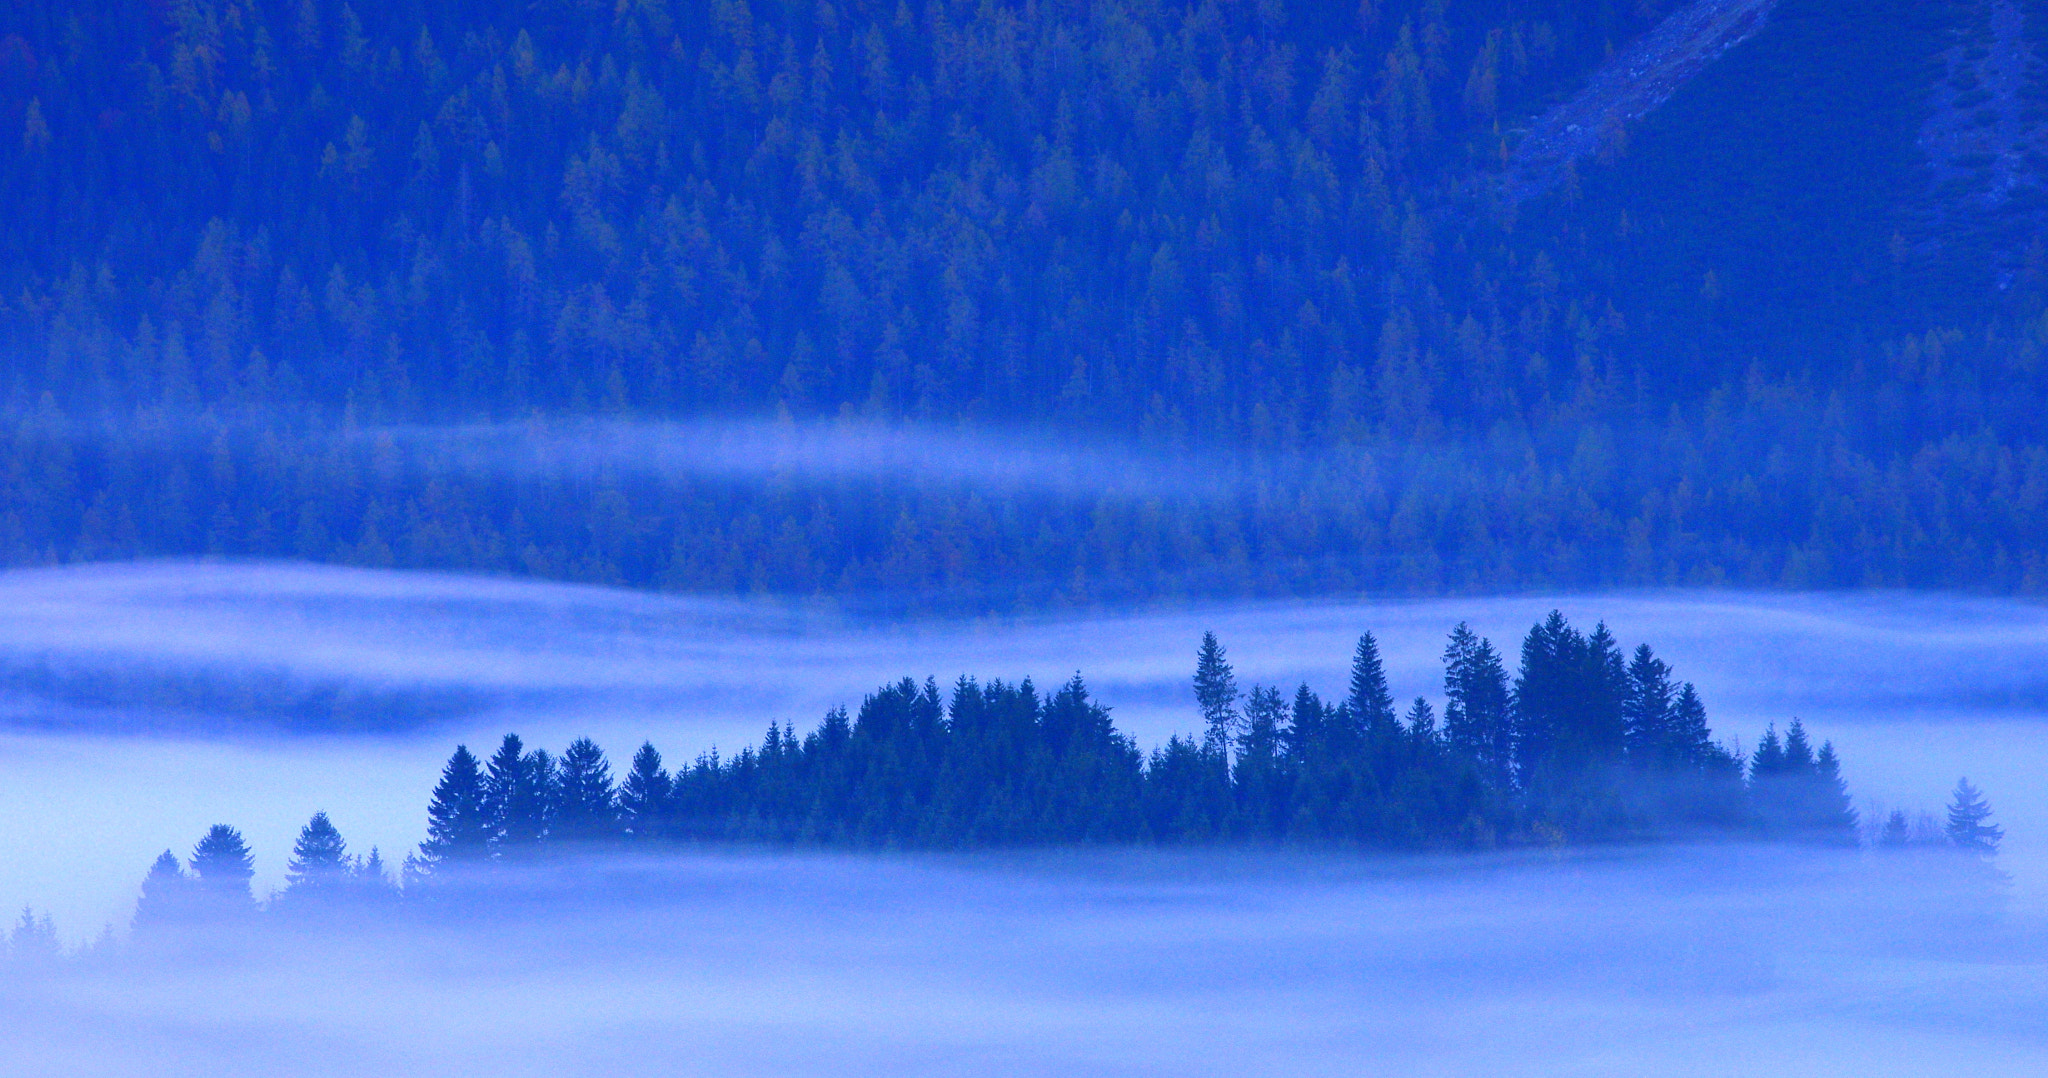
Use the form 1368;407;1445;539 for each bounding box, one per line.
1;0;2045;611
65;611;2002;945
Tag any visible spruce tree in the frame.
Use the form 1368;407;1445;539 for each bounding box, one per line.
1581;623;1631;766
1812;742;1859;843
189;825;255;910
8;907;59;965
420;744;490;866
1879;809;1911;848
1349;632;1398;739
284;812;350;897
619;742;672;840
483;734;554;851
132;850;197;930
1945;778;2003;854
1669;684;1715;767
1623;644;1674;763
1404;697;1437;741
1194;631;1240;756
353;847;396;900
1443;623;1511;789
553;737;619;843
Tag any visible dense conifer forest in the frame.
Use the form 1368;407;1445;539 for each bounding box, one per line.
2;0;2046;609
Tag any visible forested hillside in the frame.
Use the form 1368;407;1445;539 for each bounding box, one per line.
2;0;2044;609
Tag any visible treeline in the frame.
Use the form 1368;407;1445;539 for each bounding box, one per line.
0;1;2045;606
403;614;1867;857
20;613;1995;949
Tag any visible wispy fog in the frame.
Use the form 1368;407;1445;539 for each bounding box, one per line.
3;562;2048;936
373;417;1243;500
2;847;2041;1076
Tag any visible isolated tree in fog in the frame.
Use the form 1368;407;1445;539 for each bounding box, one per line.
285;812;350;896
553;738;619;842
1946;779;2003;854
1194;632;1240;755
190;825;256;908
618;742;672;839
420;744;491;865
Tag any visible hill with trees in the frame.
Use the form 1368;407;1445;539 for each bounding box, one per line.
1;0;2044;609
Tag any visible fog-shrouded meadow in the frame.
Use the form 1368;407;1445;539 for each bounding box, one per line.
0;559;2044;1075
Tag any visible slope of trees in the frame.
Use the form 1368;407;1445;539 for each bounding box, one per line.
0;1;2043;608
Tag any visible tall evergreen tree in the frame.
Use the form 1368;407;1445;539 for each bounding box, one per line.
189;825;256;910
131;851;198;931
1194;631;1240;756
1812;742;1859;843
553;738;619;843
483;734;553;851
1669;684;1715;767
618;742;673;840
1404;697;1438;742
1349;632;1398;739
419;744;490;865
1443;623;1511;788
1946;778;2003;854
284;812;350;897
1623;644;1675;763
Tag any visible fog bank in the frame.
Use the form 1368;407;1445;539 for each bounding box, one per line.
3;847;2041;1077
2;561;2046;934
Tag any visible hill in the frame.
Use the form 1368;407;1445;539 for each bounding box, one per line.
0;0;2044;609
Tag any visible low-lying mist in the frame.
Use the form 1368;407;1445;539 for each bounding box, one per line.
4;846;2041;1077
3;561;2047;935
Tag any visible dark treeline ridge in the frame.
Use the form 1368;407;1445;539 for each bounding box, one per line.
1;0;2046;610
403;614;1871;856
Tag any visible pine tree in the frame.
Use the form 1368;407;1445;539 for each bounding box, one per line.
1442;623;1511;788
1194;631;1240;756
284;811;350;897
553;737;619;843
353;846;396;899
8;907;59;965
189;825;256;910
1669;683;1714;766
619;742;672;839
1349;632;1398;738
1811;742;1858;843
1945;778;2003;854
132;850;198;930
1404;697;1437;741
1879;809;1911;848
1623;644;1674;763
483;734;554;851
420;744;490;866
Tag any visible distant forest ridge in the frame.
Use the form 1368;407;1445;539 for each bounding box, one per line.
2;0;2046;608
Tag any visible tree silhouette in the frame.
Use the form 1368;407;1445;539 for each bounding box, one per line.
1946;778;2003;855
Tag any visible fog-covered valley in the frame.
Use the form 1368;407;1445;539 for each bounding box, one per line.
4;561;2047;938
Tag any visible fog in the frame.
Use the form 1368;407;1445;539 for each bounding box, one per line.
3;848;2042;1076
2;561;2046;1073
